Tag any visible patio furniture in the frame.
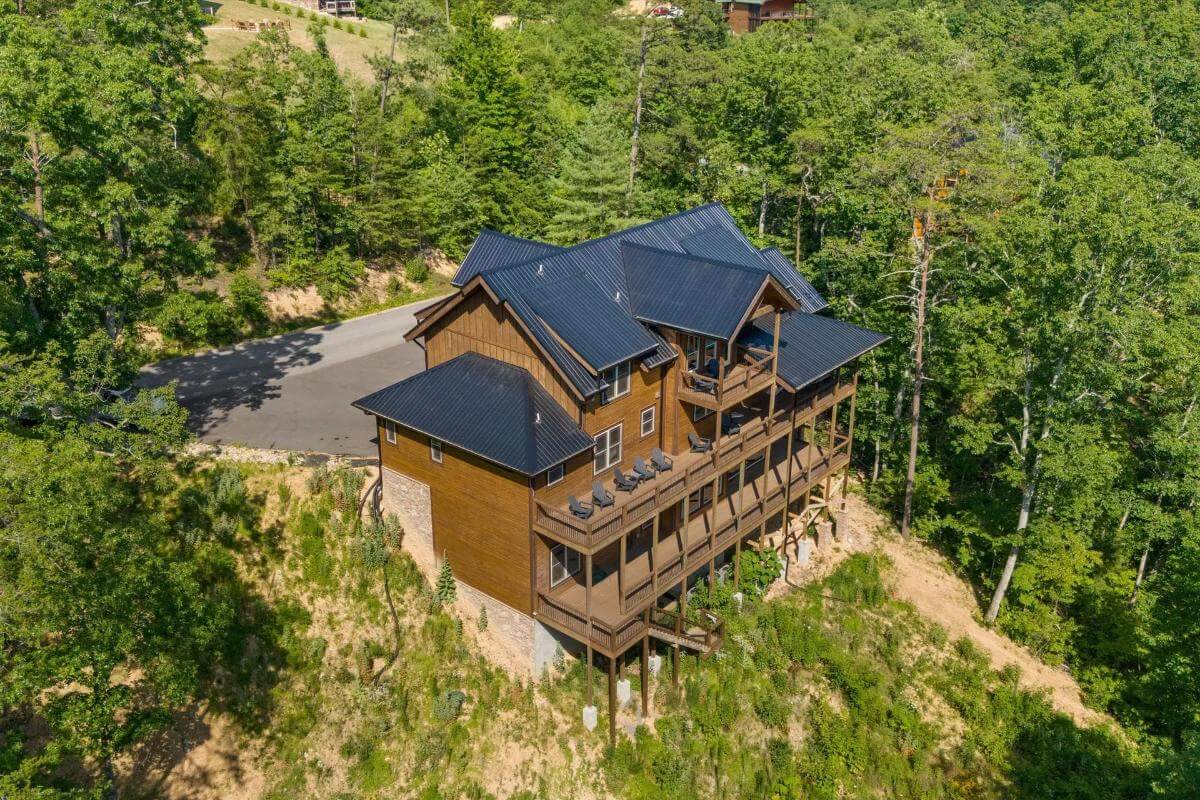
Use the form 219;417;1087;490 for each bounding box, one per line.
651;447;674;472
613;468;640;492
692;376;716;394
633;457;656;481
569;496;594;519
592;481;615;508
689;433;712;453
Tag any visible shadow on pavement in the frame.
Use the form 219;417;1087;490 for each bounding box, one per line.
139;328;329;436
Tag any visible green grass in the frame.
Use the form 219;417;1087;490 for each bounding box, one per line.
201;0;400;82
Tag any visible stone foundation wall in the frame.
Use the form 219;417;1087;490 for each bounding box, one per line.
381;467;435;573
456;581;535;673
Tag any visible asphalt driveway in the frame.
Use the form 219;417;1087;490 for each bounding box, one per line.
139;297;443;456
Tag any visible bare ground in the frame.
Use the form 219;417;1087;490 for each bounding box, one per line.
839;492;1106;727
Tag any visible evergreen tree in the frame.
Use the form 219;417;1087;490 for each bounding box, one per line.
436;556;456;605
544;110;634;245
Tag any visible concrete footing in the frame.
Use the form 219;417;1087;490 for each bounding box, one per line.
616;679;631;708
582;705;598;731
647;654;662;676
816;520;834;550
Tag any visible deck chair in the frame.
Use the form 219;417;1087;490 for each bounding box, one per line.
569;496;594;519
689;433;712;453
613;468;640;492
651;447;674;472
633;457;656;481
592;481;615;508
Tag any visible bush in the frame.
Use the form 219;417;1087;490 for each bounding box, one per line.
227;271;269;328
269;247;365;304
738;548;783;599
358;26;367;36
271;1;279;10
404;257;429;284
332;18;343;29
156;290;237;348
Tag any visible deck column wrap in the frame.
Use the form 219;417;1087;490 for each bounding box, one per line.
767;309;782;426
826;397;839;500
844;372;859;499
619;531;626;614
641;621;650;717
608;655;617;745
586;551;594;706
713;354;726;452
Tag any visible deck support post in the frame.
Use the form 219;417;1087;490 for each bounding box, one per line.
782;398;798;547
608;655;617;745
707;474;718;585
825;399;839;501
651;512;660;597
767;309;782;427
713;355;726;453
640;628;650;718
586;644;594;706
734;536;741;587
619;532;627;614
844;372;858;498
586;551;594;708
672;644;679;688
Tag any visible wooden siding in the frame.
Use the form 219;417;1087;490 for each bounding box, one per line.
423;289;579;414
533;363;667;508
379;421;534;614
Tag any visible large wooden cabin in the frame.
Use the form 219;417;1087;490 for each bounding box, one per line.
352;204;886;739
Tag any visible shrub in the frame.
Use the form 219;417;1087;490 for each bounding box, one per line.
156;290;237;348
270;247;365;304
227;271;269;328
271;1;279;10
358;26;367;36
738;548;783;599
432;689;466;722
477;607;488;631
332;18;343;29
404;257;429;283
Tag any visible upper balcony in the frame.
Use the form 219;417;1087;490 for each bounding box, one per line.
532;374;851;552
678;343;777;411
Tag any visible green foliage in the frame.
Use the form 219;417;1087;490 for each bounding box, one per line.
737;547;782;600
156;291;237;348
228;271;270;329
477;606;488;632
404;256;430;283
436;557;457;605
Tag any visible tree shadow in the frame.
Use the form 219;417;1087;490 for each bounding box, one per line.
139;326;330;437
1005;711;1148;799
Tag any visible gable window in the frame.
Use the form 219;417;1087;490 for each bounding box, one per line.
546;463;564;486
684;336;720;373
384;419;397;444
550;544;582;587
430;438;443;463
593;424;622;473
640;406;656;437
599;361;630;404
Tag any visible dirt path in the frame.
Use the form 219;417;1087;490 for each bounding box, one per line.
839;493;1105;727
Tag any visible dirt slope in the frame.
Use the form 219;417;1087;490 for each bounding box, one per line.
840;493;1105;727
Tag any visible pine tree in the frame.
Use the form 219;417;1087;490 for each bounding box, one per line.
436;556;456;605
477;606;488;631
545;110;633;245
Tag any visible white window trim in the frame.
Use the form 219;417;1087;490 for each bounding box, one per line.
640;405;656;438
384;419;396;444
546;463;564;486
600;361;631;405
593;423;623;474
550;544;582;587
430;438;443;463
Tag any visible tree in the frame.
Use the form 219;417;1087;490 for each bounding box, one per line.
436;556;457;605
544;109;634;244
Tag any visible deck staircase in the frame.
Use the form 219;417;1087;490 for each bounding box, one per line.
647;607;724;654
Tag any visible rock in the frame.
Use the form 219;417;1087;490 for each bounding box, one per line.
582;704;598;731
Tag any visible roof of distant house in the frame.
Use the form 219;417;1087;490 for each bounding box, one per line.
352;352;593;475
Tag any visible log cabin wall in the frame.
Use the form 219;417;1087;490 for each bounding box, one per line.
423;289;579;415
379;421;534;614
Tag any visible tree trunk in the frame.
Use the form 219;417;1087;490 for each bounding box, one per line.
986;475;1037;623
628;23;648;197
1130;543;1150;606
900;218;931;539
793;191;803;263
758;177;769;236
443;0;450;27
871;439;881;482
379;21;399;114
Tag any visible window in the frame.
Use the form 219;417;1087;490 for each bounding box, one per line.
430;438;443;463
692;404;714;422
550;544;582;587
593;423;622;473
640;406;656;437
546;463;564;486
384;420;396;444
600;361;630;404
685;336;720;373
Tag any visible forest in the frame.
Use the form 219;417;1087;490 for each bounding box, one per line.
1;0;1198;797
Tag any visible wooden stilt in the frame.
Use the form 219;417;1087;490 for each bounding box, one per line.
672;644;680;688
586;643;594;706
608;655;617;745
640;630;650;717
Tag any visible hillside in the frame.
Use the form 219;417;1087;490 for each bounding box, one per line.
201;0;397;81
115;463;1146;800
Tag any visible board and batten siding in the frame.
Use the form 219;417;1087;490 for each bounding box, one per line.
379;422;534;615
423;289;580;415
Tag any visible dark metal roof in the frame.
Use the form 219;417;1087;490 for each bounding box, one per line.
622;243;770;340
742;312;889;390
352;352;593;476
679;225;765;268
526;274;660;371
452;230;564;287
758;247;827;313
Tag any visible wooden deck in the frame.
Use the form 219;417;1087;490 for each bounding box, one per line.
532;376;851;552
533;438;850;655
